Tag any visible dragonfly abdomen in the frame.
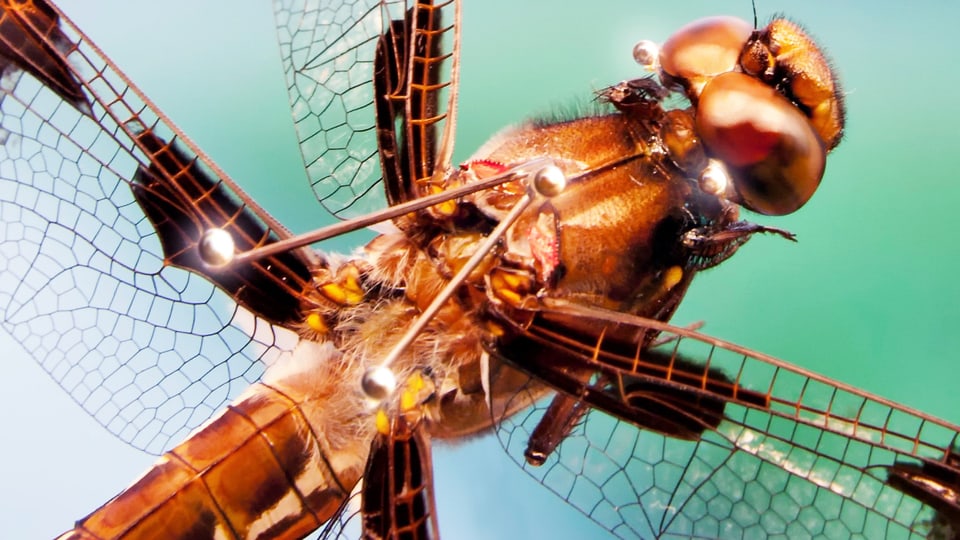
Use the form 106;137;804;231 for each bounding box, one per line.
57;341;372;540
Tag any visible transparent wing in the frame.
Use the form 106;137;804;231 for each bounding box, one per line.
274;0;459;220
494;305;960;538
0;1;306;454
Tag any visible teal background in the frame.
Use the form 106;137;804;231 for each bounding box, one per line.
2;1;959;538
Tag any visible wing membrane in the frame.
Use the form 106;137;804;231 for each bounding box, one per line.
0;0;306;453
493;304;960;537
274;0;459;219
130;130;312;327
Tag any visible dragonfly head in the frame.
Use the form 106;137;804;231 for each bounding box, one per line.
636;15;846;216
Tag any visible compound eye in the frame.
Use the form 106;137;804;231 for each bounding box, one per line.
659;16;753;98
696;72;826;216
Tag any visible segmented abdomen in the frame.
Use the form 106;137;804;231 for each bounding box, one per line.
57;381;365;540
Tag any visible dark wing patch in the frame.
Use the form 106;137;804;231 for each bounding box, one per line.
362;417;439;540
491;304;960;537
132;130;312;327
0;0;87;111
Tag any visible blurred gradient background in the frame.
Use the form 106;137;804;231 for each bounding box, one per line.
2;1;959;538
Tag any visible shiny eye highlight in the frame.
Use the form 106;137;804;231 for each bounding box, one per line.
647;15;845;215
697;72;825;216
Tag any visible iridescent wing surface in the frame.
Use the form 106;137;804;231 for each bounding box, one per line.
0;0;309;454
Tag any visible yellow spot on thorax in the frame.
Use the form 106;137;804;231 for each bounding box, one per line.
375;409;390;436
320;264;364;305
400;372;425;412
430;184;458;216
305;312;327;333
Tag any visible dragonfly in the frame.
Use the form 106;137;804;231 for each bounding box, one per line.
5;1;960;540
